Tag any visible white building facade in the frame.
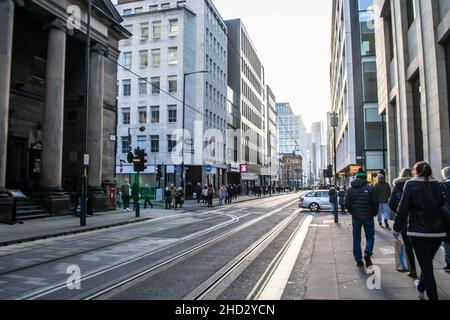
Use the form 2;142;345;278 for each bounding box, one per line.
115;0;228;197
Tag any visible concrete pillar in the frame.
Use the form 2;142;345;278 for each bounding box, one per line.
39;19;70;215
0;0;15;222
87;44;105;190
87;44;108;211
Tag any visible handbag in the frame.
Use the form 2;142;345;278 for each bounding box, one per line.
394;238;410;272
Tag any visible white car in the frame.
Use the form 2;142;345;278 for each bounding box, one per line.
299;190;333;212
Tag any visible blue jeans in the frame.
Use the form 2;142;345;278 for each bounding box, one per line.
352;218;375;262
444;242;450;265
377;203;389;223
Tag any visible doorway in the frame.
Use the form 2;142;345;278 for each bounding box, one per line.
6;137;29;193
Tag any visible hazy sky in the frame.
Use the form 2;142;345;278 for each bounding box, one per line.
213;0;332;131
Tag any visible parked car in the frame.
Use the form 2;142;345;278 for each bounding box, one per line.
299;190;332;212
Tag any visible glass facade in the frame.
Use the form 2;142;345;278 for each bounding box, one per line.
358;0;387;172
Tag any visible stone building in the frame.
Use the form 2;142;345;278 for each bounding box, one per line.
280;153;303;187
0;0;129;220
374;0;450;180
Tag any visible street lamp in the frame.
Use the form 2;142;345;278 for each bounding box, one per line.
181;70;208;194
330;111;339;224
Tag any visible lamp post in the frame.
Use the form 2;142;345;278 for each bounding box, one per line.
80;0;92;227
181;70;208;195
330;111;339;223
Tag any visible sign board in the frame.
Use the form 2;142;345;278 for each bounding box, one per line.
240;164;248;173
156;188;163;201
349;165;363;174
205;164;213;173
83;154;89;166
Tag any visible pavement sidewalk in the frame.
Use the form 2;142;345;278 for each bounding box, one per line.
0;192;290;247
300;213;450;300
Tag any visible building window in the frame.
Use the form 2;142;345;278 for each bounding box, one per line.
151;49;161;67
122;108;130;125
123;52;132;69
140;23;149;40
137;135;146;150
150;135;159;153
151;77;160;94
362;59;378;102
152;21;161;39
411;75;424;162
134;7;143;14
123;9;132;16
151;106;160;124
406;0;416;28
168;75;177;93
123;79;131;96
161;3;170;9
168;135;177;152
149;5;158;11
169;19;179;36
121;136;130;153
138;78;147;95
168;105;177;123
138;107;147;124
168;47;178;65
139;50;148;69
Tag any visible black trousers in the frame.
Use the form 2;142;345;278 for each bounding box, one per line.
401;228;416;272
144;198;153;209
410;237;443;300
122;195;130;209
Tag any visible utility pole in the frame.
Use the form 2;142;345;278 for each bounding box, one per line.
80;0;92;227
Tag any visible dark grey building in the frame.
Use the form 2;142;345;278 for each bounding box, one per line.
0;0;129;221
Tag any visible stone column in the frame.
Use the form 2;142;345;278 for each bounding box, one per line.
39;19;70;215
0;0;15;221
87;44;107;211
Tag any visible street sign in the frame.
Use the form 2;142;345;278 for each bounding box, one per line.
205;164;213;173
240;164;248;173
83;154;89;166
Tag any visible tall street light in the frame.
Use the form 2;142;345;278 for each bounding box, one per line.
181;70;208;195
80;0;92;227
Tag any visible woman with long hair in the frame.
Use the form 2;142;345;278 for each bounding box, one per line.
393;162;446;300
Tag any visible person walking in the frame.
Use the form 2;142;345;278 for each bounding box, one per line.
375;174;392;229
121;179;131;212
389;168;417;278
338;186;347;214
164;187;172;210
175;187;184;209
329;185;338;223
170;185;176;209
142;184;154;209
195;183;203;204
440;166;450;272
202;185;208;204
345;171;379;268
393;162;446;300
207;184;214;208
131;181;141;212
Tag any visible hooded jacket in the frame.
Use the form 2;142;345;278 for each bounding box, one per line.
345;178;379;220
375;180;391;203
393;177;446;237
388;177;411;213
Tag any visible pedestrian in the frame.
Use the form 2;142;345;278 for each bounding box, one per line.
338;186;346;214
328;185;338;222
207;184;214;208
142;184;154;209
440;166;450;272
170;184;176;208
219;185;226;206
202;185;208;204
196;182;203;204
131;181;141;212
375;174;392;229
393;162;446;300
345;170;379;268
388;168;417;278
164;187;172;210
121;179;131;212
175;187;185;209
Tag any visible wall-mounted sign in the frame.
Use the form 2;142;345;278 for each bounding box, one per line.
240;164;248;173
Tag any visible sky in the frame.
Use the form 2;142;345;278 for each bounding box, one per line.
212;0;332;131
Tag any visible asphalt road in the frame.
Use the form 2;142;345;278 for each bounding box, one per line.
0;193;309;300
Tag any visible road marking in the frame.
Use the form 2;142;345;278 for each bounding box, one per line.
258;214;313;300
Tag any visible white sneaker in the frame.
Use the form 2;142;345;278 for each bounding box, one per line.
126;208;130;212
414;280;426;300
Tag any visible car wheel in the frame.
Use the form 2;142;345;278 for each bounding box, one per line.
309;203;320;212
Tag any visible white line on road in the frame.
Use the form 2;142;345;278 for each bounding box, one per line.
258;214;313;300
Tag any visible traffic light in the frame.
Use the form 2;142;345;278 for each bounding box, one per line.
133;153;141;172
327;165;333;178
139;149;148;172
156;165;162;179
127;152;134;164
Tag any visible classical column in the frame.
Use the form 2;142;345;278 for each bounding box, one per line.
87;44;107;211
0;0;15;222
40;19;66;192
0;0;14;194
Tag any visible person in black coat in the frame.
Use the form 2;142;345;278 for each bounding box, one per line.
345;171;379;268
393;162;446;300
389;168;416;278
338;186;346;213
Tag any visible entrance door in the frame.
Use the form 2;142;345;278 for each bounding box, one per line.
6;137;28;193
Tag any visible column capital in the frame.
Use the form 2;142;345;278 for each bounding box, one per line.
43;18;68;33
91;43;108;56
